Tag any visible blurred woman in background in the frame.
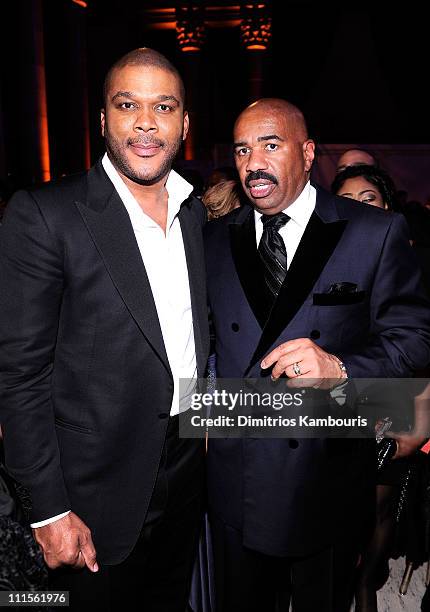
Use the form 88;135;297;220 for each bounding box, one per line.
202;179;243;220
332;164;428;612
331;164;400;212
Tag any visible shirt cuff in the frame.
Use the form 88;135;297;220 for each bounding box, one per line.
30;510;71;528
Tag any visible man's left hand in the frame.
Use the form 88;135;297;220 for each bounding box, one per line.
261;338;345;388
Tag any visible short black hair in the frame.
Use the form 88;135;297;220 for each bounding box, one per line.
103;48;185;107
331;164;399;211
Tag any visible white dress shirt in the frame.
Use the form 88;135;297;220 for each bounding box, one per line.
254;181;347;402
102;154;197;417
254;181;316;267
31;155;196;528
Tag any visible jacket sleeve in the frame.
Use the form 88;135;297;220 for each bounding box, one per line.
0;190;71;522
339;213;430;377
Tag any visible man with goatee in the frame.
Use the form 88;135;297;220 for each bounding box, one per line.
0;48;209;611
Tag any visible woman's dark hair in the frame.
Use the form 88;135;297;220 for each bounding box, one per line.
331;164;400;211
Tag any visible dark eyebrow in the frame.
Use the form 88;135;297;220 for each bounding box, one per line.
233;141;247;148
257;134;284;142
156;94;180;105
111;91;180;106
111;91;134;102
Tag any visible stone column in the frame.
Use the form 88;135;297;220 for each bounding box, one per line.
176;3;206;160
240;2;272;104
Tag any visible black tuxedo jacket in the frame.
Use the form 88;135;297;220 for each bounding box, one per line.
0;159;210;564
204;185;430;557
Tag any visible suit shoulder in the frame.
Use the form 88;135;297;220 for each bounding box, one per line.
3;172;89;237
18;171;88;215
334;192;399;226
183;195;207;226
31;171;87;201
204;205;249;240
332;194;413;248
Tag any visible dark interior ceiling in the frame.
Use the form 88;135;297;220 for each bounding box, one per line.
83;1;429;145
1;0;428;183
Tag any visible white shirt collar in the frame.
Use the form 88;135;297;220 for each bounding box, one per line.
254;180;315;228
101;153;193;230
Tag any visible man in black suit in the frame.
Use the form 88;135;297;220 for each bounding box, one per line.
0;48;209;611
204;98;430;611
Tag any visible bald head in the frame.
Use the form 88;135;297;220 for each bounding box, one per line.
103;48;185;107
336;148;377;173
235;98;309;141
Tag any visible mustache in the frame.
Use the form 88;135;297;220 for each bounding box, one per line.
245;170;278;188
127;136;165;147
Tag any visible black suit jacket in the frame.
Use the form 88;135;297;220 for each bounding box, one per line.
205;185;430;557
0;159;209;564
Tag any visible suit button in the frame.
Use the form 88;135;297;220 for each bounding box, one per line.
289;439;299;449
310;329;320;340
231;323;240;332
158;413;169;419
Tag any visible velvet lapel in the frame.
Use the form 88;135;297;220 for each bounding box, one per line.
179;200;208;377
229;206;273;329
75;160;171;377
247;187;348;372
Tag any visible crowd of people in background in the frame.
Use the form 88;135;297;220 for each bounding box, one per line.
3;151;430;237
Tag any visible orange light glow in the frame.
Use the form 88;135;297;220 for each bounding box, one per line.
144;7;175;29
146;8;175;15
176;9;205;53
184;130;195;161
181;46;201;52
208;5;241;10
145;6;240;31
36;38;50;180
240;2;271;51
38;83;51;181
72;0;87;7
209;19;241;28
148;22;176;30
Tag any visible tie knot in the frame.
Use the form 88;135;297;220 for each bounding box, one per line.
261;212;290;231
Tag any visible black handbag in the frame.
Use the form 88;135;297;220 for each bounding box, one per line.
376;418;398;471
376;437;398;471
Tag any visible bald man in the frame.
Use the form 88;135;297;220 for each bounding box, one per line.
0;49;209;611
336;147;377;173
204;99;430;611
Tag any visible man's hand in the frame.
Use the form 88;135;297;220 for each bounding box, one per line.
261;338;345;388
32;511;98;572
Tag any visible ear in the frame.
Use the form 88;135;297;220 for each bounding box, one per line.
303;140;315;171
182;111;189;141
100;109;106;137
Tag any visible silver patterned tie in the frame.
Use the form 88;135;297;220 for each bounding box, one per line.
258;213;290;298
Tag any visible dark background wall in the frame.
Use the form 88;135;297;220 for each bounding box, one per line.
1;0;428;189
